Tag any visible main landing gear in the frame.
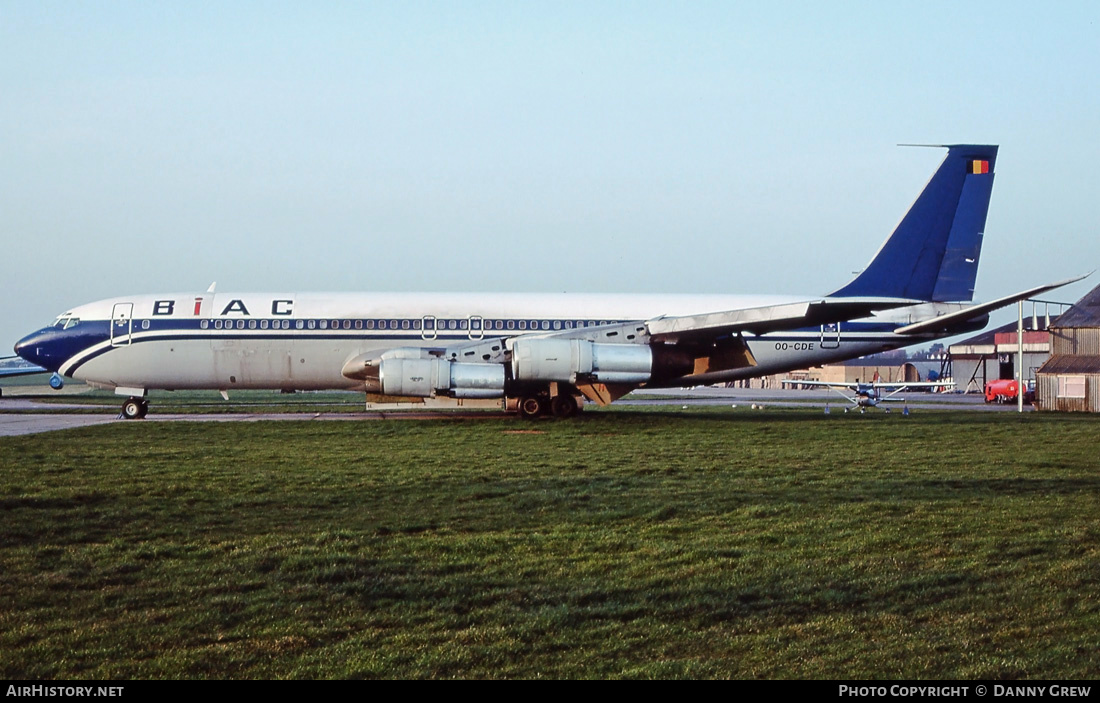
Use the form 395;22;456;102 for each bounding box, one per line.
515;390;582;420
517;395;546;419
120;396;149;420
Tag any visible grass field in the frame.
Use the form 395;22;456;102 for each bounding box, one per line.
1;409;1098;679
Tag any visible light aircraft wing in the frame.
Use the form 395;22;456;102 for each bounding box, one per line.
781;379;859;390
868;380;954;389
781;379;954;392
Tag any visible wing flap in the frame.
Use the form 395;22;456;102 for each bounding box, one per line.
575;381;636;406
692;336;758;374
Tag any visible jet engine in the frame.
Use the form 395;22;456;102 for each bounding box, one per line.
342;339;694;400
511;338;692;384
379;357;505;399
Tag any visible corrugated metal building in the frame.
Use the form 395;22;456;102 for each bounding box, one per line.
1036;283;1100;412
948;320;1051;394
785;359;933;385
737;358;937;389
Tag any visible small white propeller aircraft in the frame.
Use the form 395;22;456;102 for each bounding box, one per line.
781;378;954;413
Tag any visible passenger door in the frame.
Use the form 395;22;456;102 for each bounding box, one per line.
110;303;134;347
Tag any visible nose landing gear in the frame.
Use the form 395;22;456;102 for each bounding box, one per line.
120;397;149;420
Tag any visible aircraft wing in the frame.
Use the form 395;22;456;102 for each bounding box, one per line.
645;297;919;343
893;274;1089;336
782;379;954;393
869;380;954;389
487;297;923;405
0;356;48;378
781;379;857;390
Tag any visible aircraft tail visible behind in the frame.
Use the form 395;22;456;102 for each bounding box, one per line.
831;144;998;302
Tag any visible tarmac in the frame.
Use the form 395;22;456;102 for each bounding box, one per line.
625;386;1028;411
0;387;1033;437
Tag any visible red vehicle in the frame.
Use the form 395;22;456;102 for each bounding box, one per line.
984;379;1029;404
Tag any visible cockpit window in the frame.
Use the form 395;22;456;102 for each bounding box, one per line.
53;315;80;329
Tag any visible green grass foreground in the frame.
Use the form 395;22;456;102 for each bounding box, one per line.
1;410;1098;679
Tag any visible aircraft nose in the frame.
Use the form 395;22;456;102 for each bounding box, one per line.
14;332;35;359
14;329;55;370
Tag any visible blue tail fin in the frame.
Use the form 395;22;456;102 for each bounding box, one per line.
831;144;998;302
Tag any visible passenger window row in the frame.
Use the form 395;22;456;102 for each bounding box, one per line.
177;318;619;331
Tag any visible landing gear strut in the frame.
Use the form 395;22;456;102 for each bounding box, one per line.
121;397;148;420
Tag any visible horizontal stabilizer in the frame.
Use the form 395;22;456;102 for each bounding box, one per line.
893;274;1090;335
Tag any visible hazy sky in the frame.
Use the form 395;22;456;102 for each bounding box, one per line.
3;2;1098;346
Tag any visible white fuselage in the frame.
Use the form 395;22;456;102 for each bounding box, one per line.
43;291;948;393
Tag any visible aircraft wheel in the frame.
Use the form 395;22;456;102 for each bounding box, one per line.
121;397;146;420
550;394;579;419
517;395;545;420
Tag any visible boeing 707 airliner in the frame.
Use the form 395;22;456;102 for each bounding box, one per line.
14;145;1081;418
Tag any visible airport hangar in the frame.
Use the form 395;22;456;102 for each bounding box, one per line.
1035;282;1100;412
946;319;1052;395
943;282;1100;412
